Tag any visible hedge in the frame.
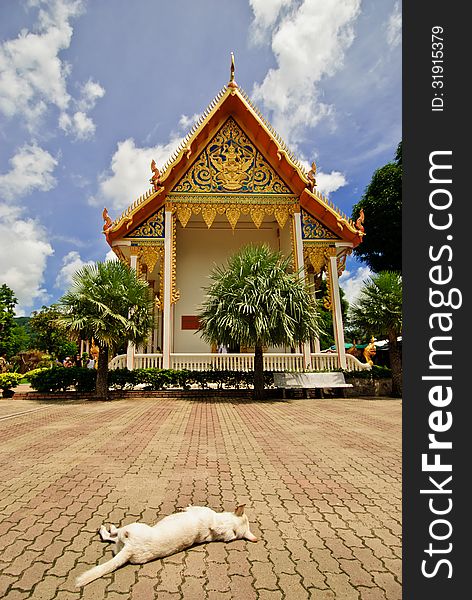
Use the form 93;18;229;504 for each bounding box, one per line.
27;364;392;394
28;366;96;393
344;365;392;380
27;366;275;393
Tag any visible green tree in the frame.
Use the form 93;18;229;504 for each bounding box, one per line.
349;271;402;396
29;305;78;360
352;142;402;272
0;284;19;359
197;244;321;400
57;260;154;399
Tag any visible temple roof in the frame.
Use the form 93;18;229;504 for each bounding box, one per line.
104;71;364;247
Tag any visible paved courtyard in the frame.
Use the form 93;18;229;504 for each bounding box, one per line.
0;397;401;600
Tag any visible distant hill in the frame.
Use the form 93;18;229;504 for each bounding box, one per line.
14;316;30;327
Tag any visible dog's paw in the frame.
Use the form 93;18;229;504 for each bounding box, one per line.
99;525;109;540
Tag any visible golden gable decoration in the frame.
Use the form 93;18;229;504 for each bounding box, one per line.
170;202;297;231
301;209;339;240
125;208;165;239
171;118;292;195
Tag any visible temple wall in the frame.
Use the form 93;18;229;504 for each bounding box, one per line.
173;219;282;353
279;217;293;261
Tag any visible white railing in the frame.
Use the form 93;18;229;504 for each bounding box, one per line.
135;354;163;369
345;353;372;371
310;353;340;371
109;352;371;372
264;354;304;372
170;353;305;372
108;354;127;370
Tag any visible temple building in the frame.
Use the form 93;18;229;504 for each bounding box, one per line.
104;59;367;373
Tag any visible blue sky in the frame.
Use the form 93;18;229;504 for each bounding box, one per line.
0;0;401;316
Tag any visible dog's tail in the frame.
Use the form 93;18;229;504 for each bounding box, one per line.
75;547;132;587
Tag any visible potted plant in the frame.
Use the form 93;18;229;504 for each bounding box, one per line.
0;372;23;398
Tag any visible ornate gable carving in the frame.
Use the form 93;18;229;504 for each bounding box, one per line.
301;209;340;240
125;207;165;239
171;118;292;195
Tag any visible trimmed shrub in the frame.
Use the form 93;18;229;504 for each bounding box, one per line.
0;372;23;391
108;368;138;390
136;368;177;390
74;368;97;392
23;367;49;381
344;365;392;380
26;366;276;393
28;366;96;392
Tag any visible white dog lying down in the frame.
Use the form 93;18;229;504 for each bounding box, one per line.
75;504;257;587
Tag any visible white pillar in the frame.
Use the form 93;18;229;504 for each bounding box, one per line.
162;210;173;369
310;273;321;353
126;253;138;370
293;212;312;370
147;281;157;354
327;254;347;370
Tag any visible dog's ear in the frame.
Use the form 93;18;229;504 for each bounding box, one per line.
234;504;246;517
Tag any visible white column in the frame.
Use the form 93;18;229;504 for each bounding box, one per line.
310;273;321;354
148;281;157;353
126;253;138;370
293;212;312;370
328;254;347;370
162;210;173;369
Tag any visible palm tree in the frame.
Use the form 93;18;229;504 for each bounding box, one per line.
349;271;402;397
57;260;154;399
197;244;321;400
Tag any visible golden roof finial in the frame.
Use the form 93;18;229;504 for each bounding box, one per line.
307;161;317;190
150;159;162;191
228;51;238;89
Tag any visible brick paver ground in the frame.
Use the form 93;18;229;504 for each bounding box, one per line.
0;397;401;599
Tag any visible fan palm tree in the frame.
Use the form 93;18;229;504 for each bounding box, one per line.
57;260;154;399
197;244;321;400
349;271;402;396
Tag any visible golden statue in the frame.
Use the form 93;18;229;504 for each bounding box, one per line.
363;336;376;366
102;207;113;231
213;143;253;191
90;340;99;367
356;208;365;233
307;161;317;190
150;160;162;191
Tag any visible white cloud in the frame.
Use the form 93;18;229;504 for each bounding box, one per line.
386;2;402;48
252;0;361;146
248;0;293;43
299;160;348;195
315;170;347;195
0;203;54;315
54;250;93;289
178;113;201;130
89;135;183;212
0;143;58;201
0;0;81;129
0;0;104;138
76;78;105;112
105;249;118;262
59;110;96;139
339;265;372;305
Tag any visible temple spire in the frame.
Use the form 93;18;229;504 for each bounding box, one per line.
228;51;238;89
